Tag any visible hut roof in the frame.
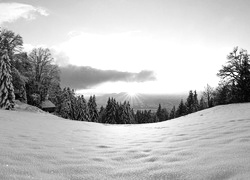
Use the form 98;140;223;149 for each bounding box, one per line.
41;100;55;109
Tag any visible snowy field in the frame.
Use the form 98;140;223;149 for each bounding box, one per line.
1;103;250;180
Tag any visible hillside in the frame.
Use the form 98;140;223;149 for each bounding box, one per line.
1;103;250;179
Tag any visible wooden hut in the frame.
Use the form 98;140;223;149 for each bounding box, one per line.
41;95;55;113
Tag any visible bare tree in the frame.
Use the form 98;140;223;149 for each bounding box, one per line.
28;48;60;101
203;84;214;108
217;47;250;102
0;28;23;59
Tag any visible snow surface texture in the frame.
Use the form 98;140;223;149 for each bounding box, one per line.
1;103;250;180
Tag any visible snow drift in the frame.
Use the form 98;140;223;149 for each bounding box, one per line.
1;103;250;179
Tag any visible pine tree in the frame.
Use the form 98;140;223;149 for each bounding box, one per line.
199;96;206;110
116;102;125;124
68;88;78;120
59;88;71;119
57;87;77;120
193;90;199;112
185;90;194;114
0;50;15;109
135;110;143;124
156;104;162;122
103;98;117;124
98;106;105;123
176;99;186;117
156;104;168;122
145;110;154;123
123;101;134;124
161;108;169;121
169;106;176;119
88;95;99;122
130;108;136;124
76;95;89;121
82;95;90;121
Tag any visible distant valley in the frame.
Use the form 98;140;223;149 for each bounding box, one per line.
95;92;187;111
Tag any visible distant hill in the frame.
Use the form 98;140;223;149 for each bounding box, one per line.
95;92;187;111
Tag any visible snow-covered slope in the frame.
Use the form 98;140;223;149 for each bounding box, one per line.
1;103;250;179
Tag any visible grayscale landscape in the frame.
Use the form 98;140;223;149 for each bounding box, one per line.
1;0;250;179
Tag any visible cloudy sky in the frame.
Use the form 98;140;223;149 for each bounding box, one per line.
1;0;250;95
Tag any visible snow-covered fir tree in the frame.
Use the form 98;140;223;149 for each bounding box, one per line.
119;101;134;124
0;50;15;109
87;95;99;122
76;95;89;121
103;98;117;124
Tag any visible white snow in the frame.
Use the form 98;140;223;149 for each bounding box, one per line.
1;103;250;179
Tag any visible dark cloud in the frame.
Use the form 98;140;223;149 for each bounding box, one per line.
60;65;156;89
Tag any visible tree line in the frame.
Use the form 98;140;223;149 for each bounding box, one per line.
1;28;250;123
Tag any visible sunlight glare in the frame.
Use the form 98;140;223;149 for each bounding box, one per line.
126;90;138;97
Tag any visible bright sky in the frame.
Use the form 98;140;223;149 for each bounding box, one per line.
1;0;250;95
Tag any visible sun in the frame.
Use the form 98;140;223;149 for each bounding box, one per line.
126;90;138;97
121;88;144;107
